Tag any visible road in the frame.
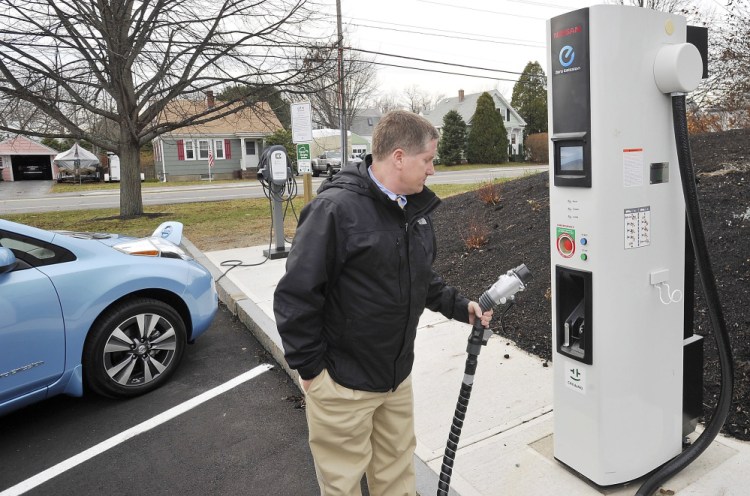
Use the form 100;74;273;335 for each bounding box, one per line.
0;304;320;496
0;165;546;214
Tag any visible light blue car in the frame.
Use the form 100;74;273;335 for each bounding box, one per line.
0;219;218;415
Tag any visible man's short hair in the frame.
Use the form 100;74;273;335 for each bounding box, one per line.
372;110;439;161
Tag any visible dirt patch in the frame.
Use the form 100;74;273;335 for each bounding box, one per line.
432;129;750;440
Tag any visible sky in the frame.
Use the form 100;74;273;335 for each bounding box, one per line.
327;0;603;102
313;0;724;103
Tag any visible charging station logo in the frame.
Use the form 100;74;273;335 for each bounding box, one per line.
559;46;575;67
565;361;586;394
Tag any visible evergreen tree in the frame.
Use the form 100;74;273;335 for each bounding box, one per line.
511;61;548;135
438;110;467;165
41;138;64;151
264;128;296;165
466;92;508;164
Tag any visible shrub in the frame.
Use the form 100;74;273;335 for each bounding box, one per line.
462;221;490;250
524;133;548;163
477;181;501;205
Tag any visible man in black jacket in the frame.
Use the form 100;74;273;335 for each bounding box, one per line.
273;110;492;495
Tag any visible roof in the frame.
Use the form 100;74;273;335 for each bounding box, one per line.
350;108;382;137
160;100;283;137
424;89;526;128
0;135;58;155
311;129;369;147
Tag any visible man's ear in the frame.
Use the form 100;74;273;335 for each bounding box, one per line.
392;148;404;169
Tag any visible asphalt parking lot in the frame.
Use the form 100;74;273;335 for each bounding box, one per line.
0;304;319;496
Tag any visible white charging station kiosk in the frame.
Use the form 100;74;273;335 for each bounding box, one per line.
548;5;705;486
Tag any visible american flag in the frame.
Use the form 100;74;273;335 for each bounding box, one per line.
208;151;215;168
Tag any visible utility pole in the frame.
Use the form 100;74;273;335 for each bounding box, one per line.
336;0;348;162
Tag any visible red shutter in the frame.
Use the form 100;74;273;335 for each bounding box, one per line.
224;139;232;160
177;140;185;160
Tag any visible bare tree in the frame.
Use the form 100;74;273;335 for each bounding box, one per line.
297;44;377;130
608;0;691;12
403;85;444;115
705;0;750;127
371;91;403;114
0;0;330;216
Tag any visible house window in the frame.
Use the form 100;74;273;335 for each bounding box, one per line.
246;141;256;155
185;140;195;160
214;140;225;159
198;140;210;159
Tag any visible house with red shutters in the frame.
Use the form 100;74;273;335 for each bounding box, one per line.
152;91;283;181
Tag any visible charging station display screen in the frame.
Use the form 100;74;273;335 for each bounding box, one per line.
560;146;584;172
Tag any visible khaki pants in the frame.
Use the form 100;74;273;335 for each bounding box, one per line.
304;369;417;496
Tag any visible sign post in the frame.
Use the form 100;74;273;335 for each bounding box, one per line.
296;143;313;204
291;102;314;203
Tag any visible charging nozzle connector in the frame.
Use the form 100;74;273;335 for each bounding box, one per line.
479;264;533;311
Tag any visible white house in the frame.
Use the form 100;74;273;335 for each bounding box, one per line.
424;89;527;159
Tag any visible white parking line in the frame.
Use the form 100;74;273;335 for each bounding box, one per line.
1;364;273;496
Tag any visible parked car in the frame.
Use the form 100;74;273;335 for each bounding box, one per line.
310;151;343;177
0;219;218;416
347;152;367;166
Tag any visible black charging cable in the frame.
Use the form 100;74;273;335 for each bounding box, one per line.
635;94;734;496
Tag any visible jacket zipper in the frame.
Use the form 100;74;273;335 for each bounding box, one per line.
394;217;411;391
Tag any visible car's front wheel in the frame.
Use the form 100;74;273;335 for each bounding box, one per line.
83;298;186;398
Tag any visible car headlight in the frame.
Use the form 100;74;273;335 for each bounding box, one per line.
113;237;190;260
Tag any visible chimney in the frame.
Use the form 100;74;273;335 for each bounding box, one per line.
458;89;464;102
206;90;215;109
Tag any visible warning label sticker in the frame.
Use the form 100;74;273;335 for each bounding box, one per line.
624;206;651;249
623;148;644;187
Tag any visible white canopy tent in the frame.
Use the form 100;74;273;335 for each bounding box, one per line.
53;143;101;181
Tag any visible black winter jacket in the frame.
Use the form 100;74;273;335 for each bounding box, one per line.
273;160;471;392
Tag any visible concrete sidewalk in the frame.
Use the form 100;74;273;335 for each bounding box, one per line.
185;241;749;496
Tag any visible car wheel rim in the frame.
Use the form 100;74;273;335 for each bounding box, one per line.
102;312;178;387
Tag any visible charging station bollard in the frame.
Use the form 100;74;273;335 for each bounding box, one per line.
547;5;708;486
258;145;294;260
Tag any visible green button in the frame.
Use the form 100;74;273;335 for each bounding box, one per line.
581;253;588;261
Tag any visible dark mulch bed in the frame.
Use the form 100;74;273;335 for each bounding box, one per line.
432;129;750;440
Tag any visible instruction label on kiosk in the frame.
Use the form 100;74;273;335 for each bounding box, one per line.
624;206;651;249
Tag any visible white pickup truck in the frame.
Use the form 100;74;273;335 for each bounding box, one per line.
310;151;343;177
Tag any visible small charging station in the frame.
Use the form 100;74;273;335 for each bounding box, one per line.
259;145;292;260
547;5;708;486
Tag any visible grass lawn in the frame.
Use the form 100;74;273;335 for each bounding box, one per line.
5;181;500;252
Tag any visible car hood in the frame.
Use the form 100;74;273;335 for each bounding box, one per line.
54;231;132;246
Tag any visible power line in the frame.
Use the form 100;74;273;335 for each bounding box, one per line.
369;59;524;83
344;16;543;47
349;47;545;79
415;0;549;20
345;20;545;49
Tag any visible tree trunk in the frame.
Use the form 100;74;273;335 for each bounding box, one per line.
119;131;143;217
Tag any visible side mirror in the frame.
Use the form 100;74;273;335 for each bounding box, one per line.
0;247;17;275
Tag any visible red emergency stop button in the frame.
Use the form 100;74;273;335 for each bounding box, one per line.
557;233;575;258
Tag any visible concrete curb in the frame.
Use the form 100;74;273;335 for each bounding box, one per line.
181;237;299;384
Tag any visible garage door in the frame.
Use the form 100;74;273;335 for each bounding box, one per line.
11;155;52;180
